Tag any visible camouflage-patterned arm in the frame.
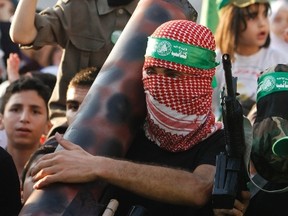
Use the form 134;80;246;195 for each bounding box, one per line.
20;0;197;215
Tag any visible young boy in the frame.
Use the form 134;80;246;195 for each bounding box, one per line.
0;77;52;179
21;67;99;203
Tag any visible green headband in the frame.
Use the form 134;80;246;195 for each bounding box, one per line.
145;37;219;70
218;0;269;10
257;72;288;102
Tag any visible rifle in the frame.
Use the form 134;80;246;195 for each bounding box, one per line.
212;54;247;209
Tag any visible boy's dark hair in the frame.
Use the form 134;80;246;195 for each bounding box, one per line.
29;71;57;92
68;67;100;88
0;77;52;117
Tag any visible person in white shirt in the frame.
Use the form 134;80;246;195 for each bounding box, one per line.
213;0;287;118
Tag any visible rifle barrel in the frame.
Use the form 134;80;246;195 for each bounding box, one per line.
222;54;234;97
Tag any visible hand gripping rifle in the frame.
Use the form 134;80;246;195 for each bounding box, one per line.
212;54;248;209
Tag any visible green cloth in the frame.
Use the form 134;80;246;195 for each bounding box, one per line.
200;0;219;34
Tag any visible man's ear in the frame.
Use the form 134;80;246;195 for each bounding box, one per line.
44;120;53;136
0;113;4;130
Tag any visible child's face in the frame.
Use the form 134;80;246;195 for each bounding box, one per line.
66;85;90;126
271;6;288;41
238;4;269;51
0;90;51;148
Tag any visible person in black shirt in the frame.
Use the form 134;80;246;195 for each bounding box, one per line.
0;147;22;216
29;20;248;215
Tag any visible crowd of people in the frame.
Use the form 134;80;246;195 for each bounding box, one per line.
0;0;288;215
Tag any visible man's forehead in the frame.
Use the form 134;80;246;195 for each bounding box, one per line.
6;91;46;108
66;86;90;101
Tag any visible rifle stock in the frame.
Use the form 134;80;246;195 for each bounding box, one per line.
212;54;247;209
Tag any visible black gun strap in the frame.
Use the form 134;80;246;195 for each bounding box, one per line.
248;174;268;198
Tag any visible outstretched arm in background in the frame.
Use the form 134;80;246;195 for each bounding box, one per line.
9;0;38;44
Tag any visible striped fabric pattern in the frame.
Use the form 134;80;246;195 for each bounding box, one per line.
142;20;222;152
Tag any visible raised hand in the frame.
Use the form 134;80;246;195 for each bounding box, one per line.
7;53;21;83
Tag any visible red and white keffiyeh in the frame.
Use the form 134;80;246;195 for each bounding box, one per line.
142;20;223;152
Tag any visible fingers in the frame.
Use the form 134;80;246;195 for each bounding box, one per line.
33;171;60;189
213;192;250;216
31;155;66;189
33;176;50;189
33;168;54;189
30;157;58;189
234;199;245;212
30;154;56;177
241;190;251;199
55;132;82;151
7;53;21;82
214;208;244;216
30;135;87;189
30;137;83;188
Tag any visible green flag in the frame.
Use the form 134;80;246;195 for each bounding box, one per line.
200;0;219;34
